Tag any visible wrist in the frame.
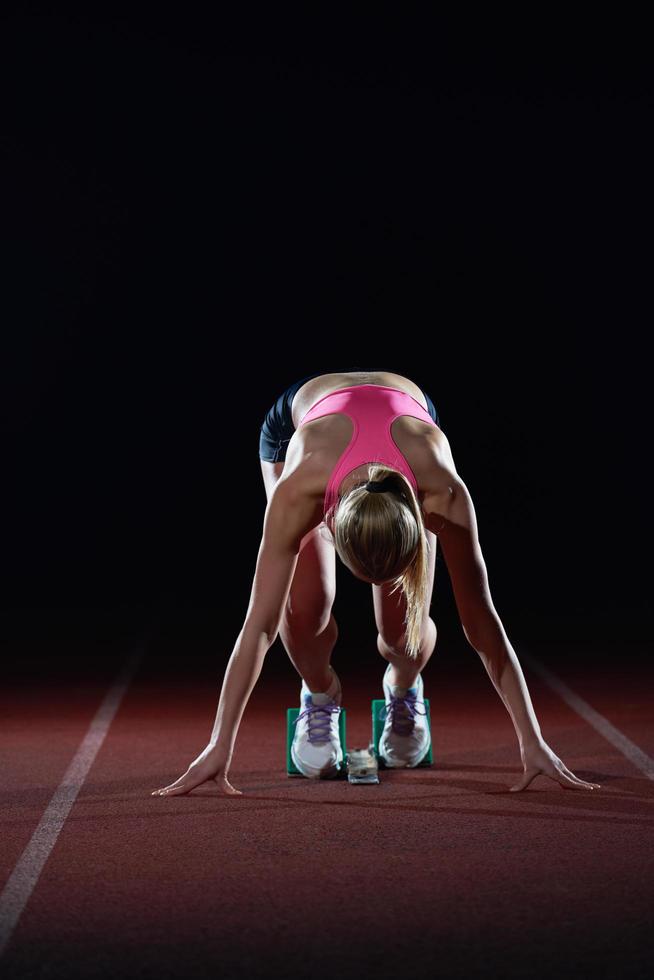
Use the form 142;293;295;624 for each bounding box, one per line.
208;741;230;767
519;730;544;752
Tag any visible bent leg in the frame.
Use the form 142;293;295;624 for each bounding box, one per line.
260;460;338;693
372;527;439;689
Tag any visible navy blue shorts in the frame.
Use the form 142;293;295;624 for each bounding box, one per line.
259;368;442;463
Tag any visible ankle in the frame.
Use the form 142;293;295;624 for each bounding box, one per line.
387;665;419;690
304;666;337;694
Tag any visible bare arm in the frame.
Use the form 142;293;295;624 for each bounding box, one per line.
152;475;320;797
424;469;543;746
207;476;317;766
423;434;600;791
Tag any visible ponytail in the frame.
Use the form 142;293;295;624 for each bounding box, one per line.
330;463;431;660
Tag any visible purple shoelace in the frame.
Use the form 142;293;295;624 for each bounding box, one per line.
378;692;427;735
294;698;341;744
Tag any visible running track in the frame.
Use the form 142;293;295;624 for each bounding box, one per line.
1;617;653;979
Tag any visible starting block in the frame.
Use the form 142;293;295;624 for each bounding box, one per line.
286;697;433;780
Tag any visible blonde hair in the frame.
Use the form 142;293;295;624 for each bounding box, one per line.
325;464;431;660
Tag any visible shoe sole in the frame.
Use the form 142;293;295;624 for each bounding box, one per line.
378;735;431;768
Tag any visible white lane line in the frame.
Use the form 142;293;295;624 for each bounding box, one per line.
520;649;654;780
0;645;144;958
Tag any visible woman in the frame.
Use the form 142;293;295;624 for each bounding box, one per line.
152;368;600;797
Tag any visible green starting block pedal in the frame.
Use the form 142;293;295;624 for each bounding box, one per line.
286;706;347;776
371;698;433;768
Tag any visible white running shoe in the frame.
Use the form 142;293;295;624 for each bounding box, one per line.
378;662;431;768
291;666;344;779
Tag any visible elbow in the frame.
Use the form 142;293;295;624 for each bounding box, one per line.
461;614;505;657
265;627;279;648
464;624;509;680
261;617;281;648
242;617;278;652
468;636;506;668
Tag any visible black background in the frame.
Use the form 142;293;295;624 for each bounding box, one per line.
1;9;651;665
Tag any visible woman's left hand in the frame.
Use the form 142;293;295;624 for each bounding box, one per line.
510;739;602;792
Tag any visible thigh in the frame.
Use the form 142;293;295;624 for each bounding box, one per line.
372;528;438;643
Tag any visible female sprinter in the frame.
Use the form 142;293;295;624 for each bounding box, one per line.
152;368;600;797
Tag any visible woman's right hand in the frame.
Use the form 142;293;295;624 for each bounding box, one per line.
151;743;242;797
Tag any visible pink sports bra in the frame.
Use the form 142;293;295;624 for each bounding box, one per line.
297;384;438;517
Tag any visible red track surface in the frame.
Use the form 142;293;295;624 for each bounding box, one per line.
1;633;653;979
